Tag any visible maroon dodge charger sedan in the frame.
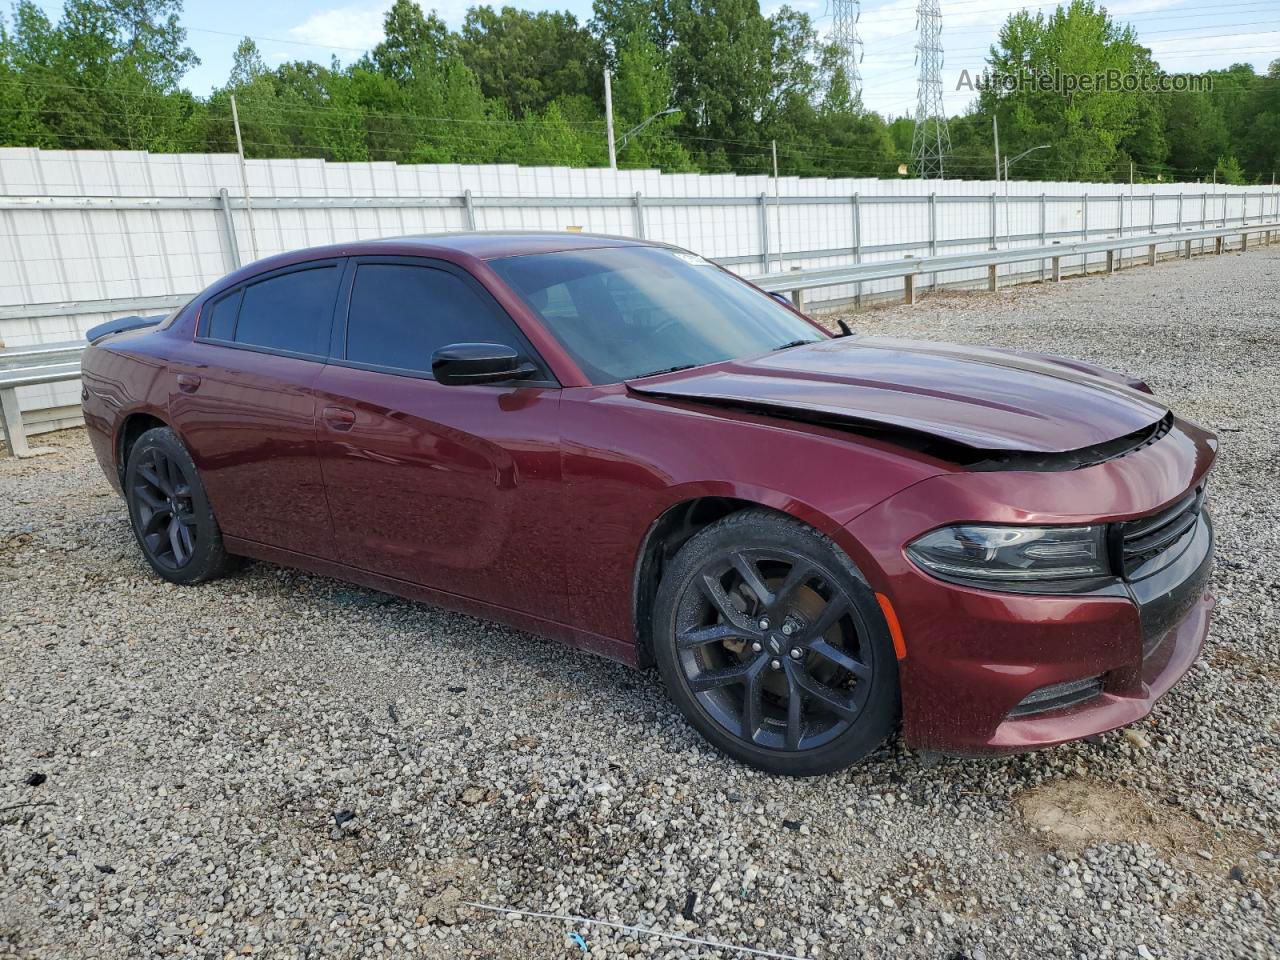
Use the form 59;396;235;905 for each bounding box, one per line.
81;232;1215;775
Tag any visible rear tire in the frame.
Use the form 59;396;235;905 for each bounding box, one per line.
653;509;899;776
124;426;239;585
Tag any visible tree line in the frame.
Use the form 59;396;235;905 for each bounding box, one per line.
1;0;1277;183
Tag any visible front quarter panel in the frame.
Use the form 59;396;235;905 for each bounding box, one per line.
558;385;950;645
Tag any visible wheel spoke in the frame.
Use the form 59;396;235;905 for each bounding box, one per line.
792;669;861;720
688;662;753;693
768;561;813;617
799;594;850;642
138;463;170;497
163;453;182;496
809;638;872;680
741;659;766;742
677;623;753;650
167;518;188;565
730;553;773;609
134;485;168;513
177;520;195;558
784;668;804;750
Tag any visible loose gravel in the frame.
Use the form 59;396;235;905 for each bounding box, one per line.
2;245;1278;960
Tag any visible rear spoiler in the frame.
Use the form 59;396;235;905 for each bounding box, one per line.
85;315;163;344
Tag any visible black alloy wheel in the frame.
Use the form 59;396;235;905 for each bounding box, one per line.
132;443;197;570
654;509;899;775
124;426;239;584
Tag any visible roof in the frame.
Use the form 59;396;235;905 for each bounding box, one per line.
376;230;659;260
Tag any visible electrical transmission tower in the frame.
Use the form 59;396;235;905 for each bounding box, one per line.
830;0;864;103
911;0;950;179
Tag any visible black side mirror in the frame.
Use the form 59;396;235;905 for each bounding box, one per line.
431;342;536;386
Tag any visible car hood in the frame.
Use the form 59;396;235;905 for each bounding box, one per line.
626;336;1169;454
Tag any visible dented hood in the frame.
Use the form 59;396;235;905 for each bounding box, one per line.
626;336;1169;454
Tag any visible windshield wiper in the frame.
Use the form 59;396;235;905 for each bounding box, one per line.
632;363;700;379
775;339;817;350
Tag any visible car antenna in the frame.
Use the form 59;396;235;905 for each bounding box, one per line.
836;318;854;338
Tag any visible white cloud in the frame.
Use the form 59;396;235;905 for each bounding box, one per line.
289;2;395;52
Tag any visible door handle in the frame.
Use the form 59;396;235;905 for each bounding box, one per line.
175;373;201;393
321;405;356;431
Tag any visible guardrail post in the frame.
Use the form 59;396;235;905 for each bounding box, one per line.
217;187;241;270
904;271;916;305
1214;236;1223;255
758;193;771;271
633;191;645;239
0;387;47;458
1106;250;1115;274
790;266;805;312
1241;232;1248;252
463;189;477;230
1147;244;1156;267
987;264;998;292
1051;241;1061;282
1184;239;1192;259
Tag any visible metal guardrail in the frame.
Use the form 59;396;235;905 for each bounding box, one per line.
0;344;84;457
756;221;1280;306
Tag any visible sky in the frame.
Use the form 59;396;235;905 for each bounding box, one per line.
33;0;1280;119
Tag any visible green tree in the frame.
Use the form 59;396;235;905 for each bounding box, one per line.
981;0;1163;181
459;7;601;119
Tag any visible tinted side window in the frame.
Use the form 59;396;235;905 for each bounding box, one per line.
234;266;339;356
205;290;240;340
345;264;522;373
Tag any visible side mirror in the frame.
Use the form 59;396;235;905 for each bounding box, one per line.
431;342;536;386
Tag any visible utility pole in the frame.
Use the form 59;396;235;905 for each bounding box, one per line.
992;115;1000;184
771;140;782;271
229;94;259;261
604;68;617;170
911;0;950;179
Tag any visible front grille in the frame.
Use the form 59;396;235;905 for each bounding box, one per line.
1117;484;1206;575
1009;675;1105;717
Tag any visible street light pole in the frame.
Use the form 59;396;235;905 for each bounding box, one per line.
604;68;617;170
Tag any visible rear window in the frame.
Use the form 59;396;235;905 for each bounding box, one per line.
229;266;339;356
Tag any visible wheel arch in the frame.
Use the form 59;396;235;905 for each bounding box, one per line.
630;487;856;668
115;411;170;484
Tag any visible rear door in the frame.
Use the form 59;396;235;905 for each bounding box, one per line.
169;260;342;559
313;256;565;621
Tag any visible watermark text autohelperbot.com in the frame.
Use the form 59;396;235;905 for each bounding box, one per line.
957;68;1213;95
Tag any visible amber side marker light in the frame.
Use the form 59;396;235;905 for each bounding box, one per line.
875;593;907;660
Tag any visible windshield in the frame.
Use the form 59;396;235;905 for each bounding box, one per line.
489;245;825;384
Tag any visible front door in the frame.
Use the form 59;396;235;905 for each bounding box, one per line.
169;260;343;559
314;257;564;622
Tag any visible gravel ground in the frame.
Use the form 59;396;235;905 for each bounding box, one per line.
2;245;1278;960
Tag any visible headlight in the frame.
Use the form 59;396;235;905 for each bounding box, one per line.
907;524;1109;584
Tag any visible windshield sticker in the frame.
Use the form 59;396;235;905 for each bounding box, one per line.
673;252;712;266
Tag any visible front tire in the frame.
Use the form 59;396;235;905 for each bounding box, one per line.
124;426;238;585
653;509;900;775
